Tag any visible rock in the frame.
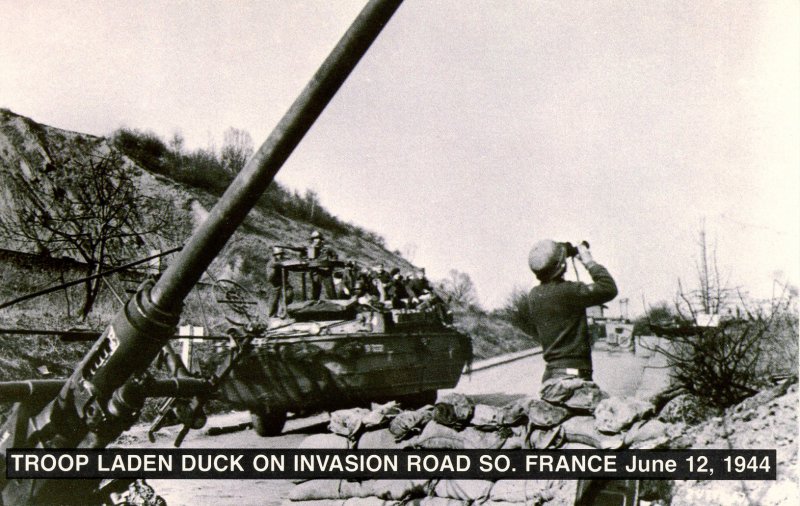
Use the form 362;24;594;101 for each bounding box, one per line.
657;393;717;425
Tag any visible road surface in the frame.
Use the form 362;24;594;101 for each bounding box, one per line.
116;336;670;506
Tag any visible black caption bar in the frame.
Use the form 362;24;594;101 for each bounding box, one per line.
6;449;776;480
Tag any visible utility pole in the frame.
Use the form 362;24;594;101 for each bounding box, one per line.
699;219;711;313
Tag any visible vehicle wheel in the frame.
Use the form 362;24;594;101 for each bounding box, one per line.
398;389;438;409
251;410;287;437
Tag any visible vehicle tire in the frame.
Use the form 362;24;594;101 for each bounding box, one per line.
251;410;287;437
398;389;438;409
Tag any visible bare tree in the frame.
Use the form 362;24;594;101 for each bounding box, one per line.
652;283;796;409
651;223;798;409
0;139;176;317
675;219;733;320
500;286;537;338
220;127;254;175
439;269;479;309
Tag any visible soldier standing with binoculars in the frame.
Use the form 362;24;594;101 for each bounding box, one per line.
527;240;618;383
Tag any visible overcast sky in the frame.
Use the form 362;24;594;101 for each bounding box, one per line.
2;0;798;312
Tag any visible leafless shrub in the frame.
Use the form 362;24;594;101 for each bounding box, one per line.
653;282;797;409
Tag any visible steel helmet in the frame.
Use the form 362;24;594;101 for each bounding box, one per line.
528;239;567;281
310;230;322;240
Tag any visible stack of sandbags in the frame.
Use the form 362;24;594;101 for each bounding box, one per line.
289;402;428;506
288;388;677;506
299;402;431;451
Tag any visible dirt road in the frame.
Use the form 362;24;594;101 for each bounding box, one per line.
117;337;669;506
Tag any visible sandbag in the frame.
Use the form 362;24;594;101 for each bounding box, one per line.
470;404;503;430
560;416;622;450
416;422;507;450
594;396;655;434
357;428;418;450
542;480;577;506
389;406;434;441
539;378;607;412
363;401;402;427
459;427;507;449
405;498;465;506
359;479;429;500
282;500;346;506
433;393;474;429
489;480;551;503
498;399;528;427
343;498;399;506
415;422;475;449
289;479;426;501
563;382;606;412
289;480;353;501
499;425;528;450
623;419;670;448
526;400;570;428
329;408;371;440
433;479;494;502
527;426;565;450
539;377;585;404
299;433;350;450
329;403;401;440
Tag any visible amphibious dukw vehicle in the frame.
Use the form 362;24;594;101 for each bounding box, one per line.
217;257;473;436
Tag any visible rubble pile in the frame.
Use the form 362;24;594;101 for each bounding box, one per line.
285;378;684;506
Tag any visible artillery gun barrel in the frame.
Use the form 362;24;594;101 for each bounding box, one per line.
0;1;403;502
71;0;403;422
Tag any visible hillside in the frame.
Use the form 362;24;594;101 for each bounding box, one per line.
0;108;414;285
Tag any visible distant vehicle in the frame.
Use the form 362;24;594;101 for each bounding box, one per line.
216;257;473;436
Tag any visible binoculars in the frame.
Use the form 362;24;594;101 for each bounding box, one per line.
563;241;590;258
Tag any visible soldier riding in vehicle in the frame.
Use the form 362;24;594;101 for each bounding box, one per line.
208;238;471;437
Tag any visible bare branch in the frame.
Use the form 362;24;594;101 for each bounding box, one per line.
0;141;180;317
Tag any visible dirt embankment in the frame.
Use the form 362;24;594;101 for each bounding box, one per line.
666;380;798;505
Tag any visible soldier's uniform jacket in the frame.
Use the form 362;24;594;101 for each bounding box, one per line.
527;261;617;371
